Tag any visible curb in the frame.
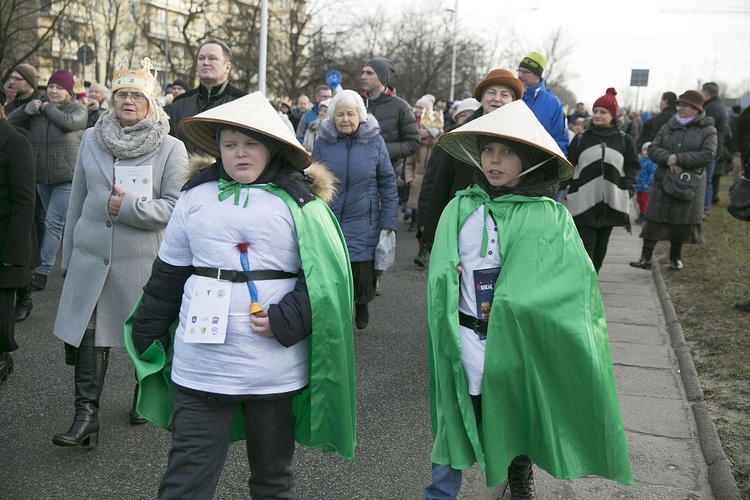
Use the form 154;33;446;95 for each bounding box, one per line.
651;261;742;500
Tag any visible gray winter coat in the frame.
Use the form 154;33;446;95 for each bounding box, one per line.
8;100;88;185
646;112;717;225
53;128;187;348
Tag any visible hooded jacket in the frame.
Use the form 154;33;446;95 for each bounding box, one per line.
646;112;717;225
521;79;568;155
313;115;399;261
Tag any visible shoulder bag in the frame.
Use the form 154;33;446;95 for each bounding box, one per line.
727;174;750;221
662;170;702;201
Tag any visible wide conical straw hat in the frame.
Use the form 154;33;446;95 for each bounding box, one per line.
438;100;574;180
178;91;312;171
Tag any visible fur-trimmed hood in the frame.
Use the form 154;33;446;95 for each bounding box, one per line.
318;114;381;144
184;154;337;205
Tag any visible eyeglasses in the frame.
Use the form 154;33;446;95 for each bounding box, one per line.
114;91;146;103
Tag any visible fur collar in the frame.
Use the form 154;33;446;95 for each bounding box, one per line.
318;114;381;144
185;154;337;205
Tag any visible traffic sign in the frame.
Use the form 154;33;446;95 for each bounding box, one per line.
326;70;342;88
77;46;95;65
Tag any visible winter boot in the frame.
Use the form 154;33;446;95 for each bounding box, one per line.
52;330;109;447
355;303;369;330
414;238;429;267
507;462;535;499
14;283;33;322
629;248;653;269
129;383;147;425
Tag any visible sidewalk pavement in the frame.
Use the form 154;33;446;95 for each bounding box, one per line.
459;226;742;499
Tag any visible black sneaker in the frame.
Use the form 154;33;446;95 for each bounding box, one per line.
31;273;47;291
507;463;535;499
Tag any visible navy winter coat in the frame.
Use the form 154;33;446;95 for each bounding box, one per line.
313;116;398;262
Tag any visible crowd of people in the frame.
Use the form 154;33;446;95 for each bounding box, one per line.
2;35;750;500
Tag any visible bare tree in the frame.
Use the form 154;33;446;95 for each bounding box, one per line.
538;26;575;90
0;0;76;82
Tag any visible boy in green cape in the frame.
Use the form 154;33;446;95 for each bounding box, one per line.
126;93;355;499
425;100;632;499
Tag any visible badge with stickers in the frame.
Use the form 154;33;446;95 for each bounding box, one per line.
184;276;232;344
473;267;501;319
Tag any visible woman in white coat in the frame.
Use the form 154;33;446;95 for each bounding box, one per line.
51;57;187;447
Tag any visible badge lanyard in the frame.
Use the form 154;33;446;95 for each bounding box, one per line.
237;242;263;314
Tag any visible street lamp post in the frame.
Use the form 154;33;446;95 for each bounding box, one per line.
164;0;170;88
258;0;268;94
448;0;458;103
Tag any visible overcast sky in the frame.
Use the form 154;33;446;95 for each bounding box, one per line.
348;0;750;110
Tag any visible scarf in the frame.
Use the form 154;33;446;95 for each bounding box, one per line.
94;109;170;160
675;115;695;126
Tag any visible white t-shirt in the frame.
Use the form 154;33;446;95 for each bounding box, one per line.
457;206;502;395
158;182;309;395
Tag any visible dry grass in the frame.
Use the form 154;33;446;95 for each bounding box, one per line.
659;178;750;497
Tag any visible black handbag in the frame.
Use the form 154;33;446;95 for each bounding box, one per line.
727;174;750;221
662;170;702;201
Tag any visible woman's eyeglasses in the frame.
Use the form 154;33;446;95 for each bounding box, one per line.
114;91;146;103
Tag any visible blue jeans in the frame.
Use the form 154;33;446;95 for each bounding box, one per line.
704;158;716;214
35;183;71;275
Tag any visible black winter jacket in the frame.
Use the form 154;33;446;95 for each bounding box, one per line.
702;95;726;159
362;87;419;163
418;107;484;246
637;105;677;149
168;81;246;154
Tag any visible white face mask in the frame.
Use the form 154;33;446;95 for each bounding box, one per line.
458;142;555;183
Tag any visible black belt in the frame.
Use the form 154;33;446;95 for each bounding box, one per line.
458;312;488;336
194;268;298;283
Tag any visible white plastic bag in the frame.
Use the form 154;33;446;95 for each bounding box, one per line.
374;230;396;271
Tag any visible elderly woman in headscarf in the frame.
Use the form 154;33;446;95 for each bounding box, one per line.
50;57;188;448
313;89;398;330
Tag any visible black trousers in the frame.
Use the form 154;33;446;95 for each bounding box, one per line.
575;225;614;273
0;288;18;352
159;386;296;500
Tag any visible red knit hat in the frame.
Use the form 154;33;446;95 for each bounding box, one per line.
593;87;619;119
47;69;75;97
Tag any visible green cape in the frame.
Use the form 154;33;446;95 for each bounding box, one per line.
124;184;356;459
427;185;632;485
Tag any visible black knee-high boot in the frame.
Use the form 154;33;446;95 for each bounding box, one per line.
52;329;109;447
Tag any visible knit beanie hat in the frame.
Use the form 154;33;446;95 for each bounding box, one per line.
676;90;704;112
519;52;546;78
364;57;395;86
172;78;190;90
593;88;619;119
13;63;38;89
415;94;435;111
48;69;75;97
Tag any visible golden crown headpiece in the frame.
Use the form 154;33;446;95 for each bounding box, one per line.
111;55;159;97
421;108;444;131
73;76;86;97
